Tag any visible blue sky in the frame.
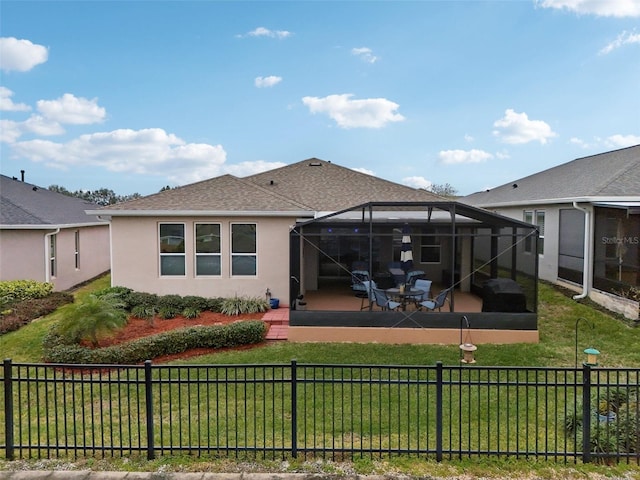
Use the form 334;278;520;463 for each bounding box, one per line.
1;0;639;197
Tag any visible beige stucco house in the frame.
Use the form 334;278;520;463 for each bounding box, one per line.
0;174;110;291
90;159;443;305
463;144;640;320
90;159;540;345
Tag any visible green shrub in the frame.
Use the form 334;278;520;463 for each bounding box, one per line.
126;291;159;309
0;292;73;335
181;295;211;311
0;280;54;307
565;390;639;458
158;306;180;319
158;294;185;310
205;297;224;313
131;304;157;321
220;296;269;315
94;286;133;303
616;406;639;453
182;306;201;319
55;292;128;346
43;320;268;364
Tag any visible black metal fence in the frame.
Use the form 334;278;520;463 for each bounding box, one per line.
2;359;639;464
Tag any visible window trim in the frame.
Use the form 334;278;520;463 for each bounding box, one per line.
159;222;186;277
194;222;222;277
50;234;57;278
230;222;257;277
74;230;80;270
524;210;545;256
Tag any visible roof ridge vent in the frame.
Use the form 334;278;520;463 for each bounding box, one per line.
308;161;322;166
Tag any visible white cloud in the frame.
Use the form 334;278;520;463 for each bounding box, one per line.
493;109;557;145
464;134;474;142
402;176;432;189
599;30;640;55
0;87;30;111
0;93;107;142
302;94;405;129
11;128;229;185
255;76;283;88
22;115;65;136
351;47;378;64
536;0;640;17
352;167;376;176
37;93;106;125
439;149;494;164
0;37;49;72
0;120;22;143
606;134;640;148
229;160;288;177
570;137;591;148
243;27;292;39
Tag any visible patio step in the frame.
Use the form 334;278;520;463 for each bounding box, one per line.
263;307;289;340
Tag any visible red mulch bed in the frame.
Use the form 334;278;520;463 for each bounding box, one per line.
92;311;267;363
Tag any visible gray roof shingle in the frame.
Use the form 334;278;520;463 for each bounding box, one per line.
245;158;442;211
0;175;104;226
463;145;640;207
99;158;443;214
101;174;311;213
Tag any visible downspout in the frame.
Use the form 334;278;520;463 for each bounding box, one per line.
97;215;114;287
572;202;591;300
44;228;60;283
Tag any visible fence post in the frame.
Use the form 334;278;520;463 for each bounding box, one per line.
144;360;155;460
291;359;298;458
436;361;443;462
581;364;592;464
3;359;14;460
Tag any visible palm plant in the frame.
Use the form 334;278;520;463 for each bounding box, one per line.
55;292;128;347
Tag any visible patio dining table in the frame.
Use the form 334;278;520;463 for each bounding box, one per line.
385;287;425;311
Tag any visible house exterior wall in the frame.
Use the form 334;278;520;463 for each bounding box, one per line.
0;225;110;291
487;203;640;320
109;215;295;304
485;204;563;284
0;229;47;283
52;225;111;291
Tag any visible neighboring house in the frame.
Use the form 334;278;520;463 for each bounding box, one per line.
0;174;111;291
463;145;640;319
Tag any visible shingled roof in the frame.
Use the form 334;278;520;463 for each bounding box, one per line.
97;158;442;215
463;145;640;207
245;158;442;211
99;174;312;215
0;175;105;227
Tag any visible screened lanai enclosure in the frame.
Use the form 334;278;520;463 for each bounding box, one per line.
288;202;540;344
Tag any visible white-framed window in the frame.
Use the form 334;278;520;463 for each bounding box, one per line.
50;234;57;277
159;223;186;276
195;223;221;276
420;227;441;264
524;210;545;255
231;223;257;276
74;230;80;269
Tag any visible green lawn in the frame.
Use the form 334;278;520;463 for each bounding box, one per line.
1;274;638;367
1;275;639;479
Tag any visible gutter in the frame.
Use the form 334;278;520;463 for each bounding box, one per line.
84;209;314;217
44;228;60;283
572;202;592;300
